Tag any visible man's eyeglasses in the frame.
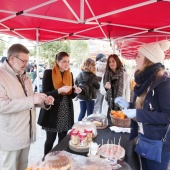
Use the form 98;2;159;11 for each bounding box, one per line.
15;56;29;64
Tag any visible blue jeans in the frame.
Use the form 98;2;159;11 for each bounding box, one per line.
141;146;170;170
78;100;95;121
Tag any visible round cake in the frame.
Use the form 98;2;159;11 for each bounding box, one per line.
47;155;71;170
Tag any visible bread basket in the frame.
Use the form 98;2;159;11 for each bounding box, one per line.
110;114;131;128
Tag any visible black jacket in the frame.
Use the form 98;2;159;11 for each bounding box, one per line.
37;69;76;128
75;71;100;100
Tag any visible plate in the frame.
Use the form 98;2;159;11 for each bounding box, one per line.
69;140;89;153
98;144;125;160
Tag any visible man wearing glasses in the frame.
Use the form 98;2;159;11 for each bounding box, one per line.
0;44;54;170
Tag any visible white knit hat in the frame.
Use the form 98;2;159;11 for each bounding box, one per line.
138;40;170;63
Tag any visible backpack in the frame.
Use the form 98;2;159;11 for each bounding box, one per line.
78;73;94;100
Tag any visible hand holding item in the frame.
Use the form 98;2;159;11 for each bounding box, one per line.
33;93;47;104
44;96;54;105
105;82;111;90
74;85;82;94
58;86;72;94
114;96;129;109
122;109;136;119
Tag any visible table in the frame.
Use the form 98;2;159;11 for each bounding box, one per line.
52;127;140;170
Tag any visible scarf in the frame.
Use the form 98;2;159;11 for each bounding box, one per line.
52;64;72;95
134;63;163;96
103;67;124;110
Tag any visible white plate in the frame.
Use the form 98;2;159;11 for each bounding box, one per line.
98;144;125;160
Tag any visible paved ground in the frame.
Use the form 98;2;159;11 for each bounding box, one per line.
0;99;80;169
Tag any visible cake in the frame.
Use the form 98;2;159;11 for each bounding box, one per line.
26;155;72;170
86;113;108;129
93;120;103;127
46;155;71;170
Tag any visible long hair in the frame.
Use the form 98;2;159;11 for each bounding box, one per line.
106;54;122;71
81;58;96;74
135;57;164;109
135;57;153;75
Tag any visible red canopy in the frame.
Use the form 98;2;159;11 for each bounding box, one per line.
0;0;170;59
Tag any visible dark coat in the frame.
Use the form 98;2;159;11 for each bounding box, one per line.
75;71;100;100
131;75;170;150
37;69;76;128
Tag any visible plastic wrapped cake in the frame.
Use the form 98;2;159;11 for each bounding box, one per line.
85;113;108;129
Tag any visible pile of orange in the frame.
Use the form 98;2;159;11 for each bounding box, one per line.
110;110;126;119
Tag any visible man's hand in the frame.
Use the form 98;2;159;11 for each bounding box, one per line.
44;96;54;105
33;93;47;105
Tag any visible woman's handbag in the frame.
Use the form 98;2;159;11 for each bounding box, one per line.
135;125;170;163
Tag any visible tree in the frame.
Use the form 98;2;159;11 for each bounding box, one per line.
70;40;89;67
31;40;89;68
0;40;5;56
39;41;71;66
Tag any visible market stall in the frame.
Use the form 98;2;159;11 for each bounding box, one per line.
51;126;140;170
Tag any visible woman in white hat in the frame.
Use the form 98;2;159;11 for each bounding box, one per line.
115;40;170;170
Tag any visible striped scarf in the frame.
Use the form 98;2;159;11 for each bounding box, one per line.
103;67;124;110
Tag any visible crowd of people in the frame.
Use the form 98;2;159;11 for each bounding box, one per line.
0;40;170;170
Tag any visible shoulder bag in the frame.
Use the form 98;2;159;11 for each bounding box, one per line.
135;124;170;163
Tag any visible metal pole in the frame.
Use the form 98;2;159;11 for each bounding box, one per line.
36;28;40;93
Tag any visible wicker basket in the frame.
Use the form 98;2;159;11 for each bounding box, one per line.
110;114;131;128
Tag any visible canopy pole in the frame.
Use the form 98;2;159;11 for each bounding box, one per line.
36;28;40;93
112;40;116;54
36;28;43;138
80;0;84;23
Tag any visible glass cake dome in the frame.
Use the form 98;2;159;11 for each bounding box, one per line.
85;113;108;129
72;120;97;137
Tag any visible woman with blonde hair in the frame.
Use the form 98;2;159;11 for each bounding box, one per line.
75;58;100;121
115;40;170;170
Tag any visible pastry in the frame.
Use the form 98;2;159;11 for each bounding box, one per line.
47;155;71;170
93;120;102;127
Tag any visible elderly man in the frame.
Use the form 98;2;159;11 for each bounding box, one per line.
0;44;54;170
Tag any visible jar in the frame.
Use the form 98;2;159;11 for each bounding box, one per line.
72;121;97;137
84;129;93;142
79;133;88;147
70;130;79;145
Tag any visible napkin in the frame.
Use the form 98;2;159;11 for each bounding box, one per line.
110;126;131;133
